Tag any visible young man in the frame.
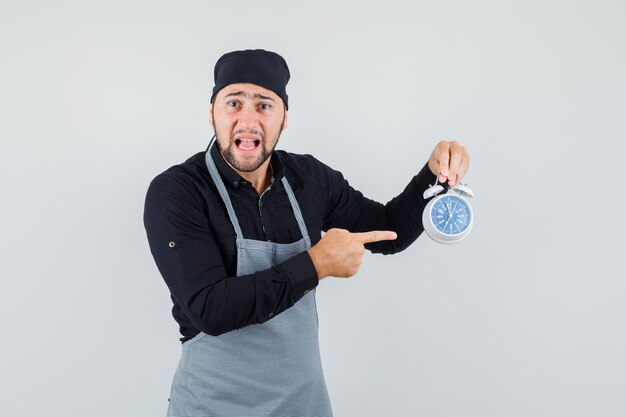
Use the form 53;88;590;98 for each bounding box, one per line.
144;49;470;417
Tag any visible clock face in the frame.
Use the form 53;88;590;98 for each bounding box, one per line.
431;195;471;235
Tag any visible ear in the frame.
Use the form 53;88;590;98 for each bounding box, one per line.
282;109;288;131
208;104;214;126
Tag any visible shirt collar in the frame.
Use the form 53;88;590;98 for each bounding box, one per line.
209;141;285;190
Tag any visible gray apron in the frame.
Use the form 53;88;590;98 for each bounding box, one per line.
166;144;333;417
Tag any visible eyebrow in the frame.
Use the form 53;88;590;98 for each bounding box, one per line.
223;91;275;102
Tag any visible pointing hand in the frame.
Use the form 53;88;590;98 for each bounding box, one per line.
307;228;397;279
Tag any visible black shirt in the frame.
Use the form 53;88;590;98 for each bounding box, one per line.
143;144;434;343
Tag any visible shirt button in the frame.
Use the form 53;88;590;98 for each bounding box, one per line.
168;241;175;248
268;312;274;318
232;181;238;187
303;289;309;295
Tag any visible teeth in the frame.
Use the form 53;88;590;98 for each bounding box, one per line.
237;139;257;151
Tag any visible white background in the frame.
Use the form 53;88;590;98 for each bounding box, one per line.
1;1;625;416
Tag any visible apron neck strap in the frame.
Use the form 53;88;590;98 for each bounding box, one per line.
205;139;245;238
280;176;309;241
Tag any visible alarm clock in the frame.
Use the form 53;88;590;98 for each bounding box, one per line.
422;180;474;244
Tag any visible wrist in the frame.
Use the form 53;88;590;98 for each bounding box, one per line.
307;247;328;280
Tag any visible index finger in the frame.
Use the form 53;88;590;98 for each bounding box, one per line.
352;230;398;244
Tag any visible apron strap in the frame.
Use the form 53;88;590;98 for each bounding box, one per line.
281;176;310;241
205;139;245;239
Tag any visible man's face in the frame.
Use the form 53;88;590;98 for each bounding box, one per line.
210;83;288;173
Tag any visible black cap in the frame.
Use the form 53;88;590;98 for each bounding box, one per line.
210;49;290;109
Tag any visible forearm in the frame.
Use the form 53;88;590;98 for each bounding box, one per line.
323;162;437;255
199;252;318;335
366;162;435;254
153;247;319;336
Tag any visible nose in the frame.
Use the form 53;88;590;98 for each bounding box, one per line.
236;104;260;131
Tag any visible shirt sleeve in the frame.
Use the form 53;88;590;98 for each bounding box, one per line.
321;161;437;254
143;173;319;336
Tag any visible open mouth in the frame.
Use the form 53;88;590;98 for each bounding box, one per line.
235;138;261;151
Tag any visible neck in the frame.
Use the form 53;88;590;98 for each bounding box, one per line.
233;158;273;195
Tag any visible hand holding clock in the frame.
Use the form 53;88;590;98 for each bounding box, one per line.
427;140;470;187
424;140;474;244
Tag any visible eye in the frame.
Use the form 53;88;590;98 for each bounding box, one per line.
258;103;272;110
227;100;239;108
